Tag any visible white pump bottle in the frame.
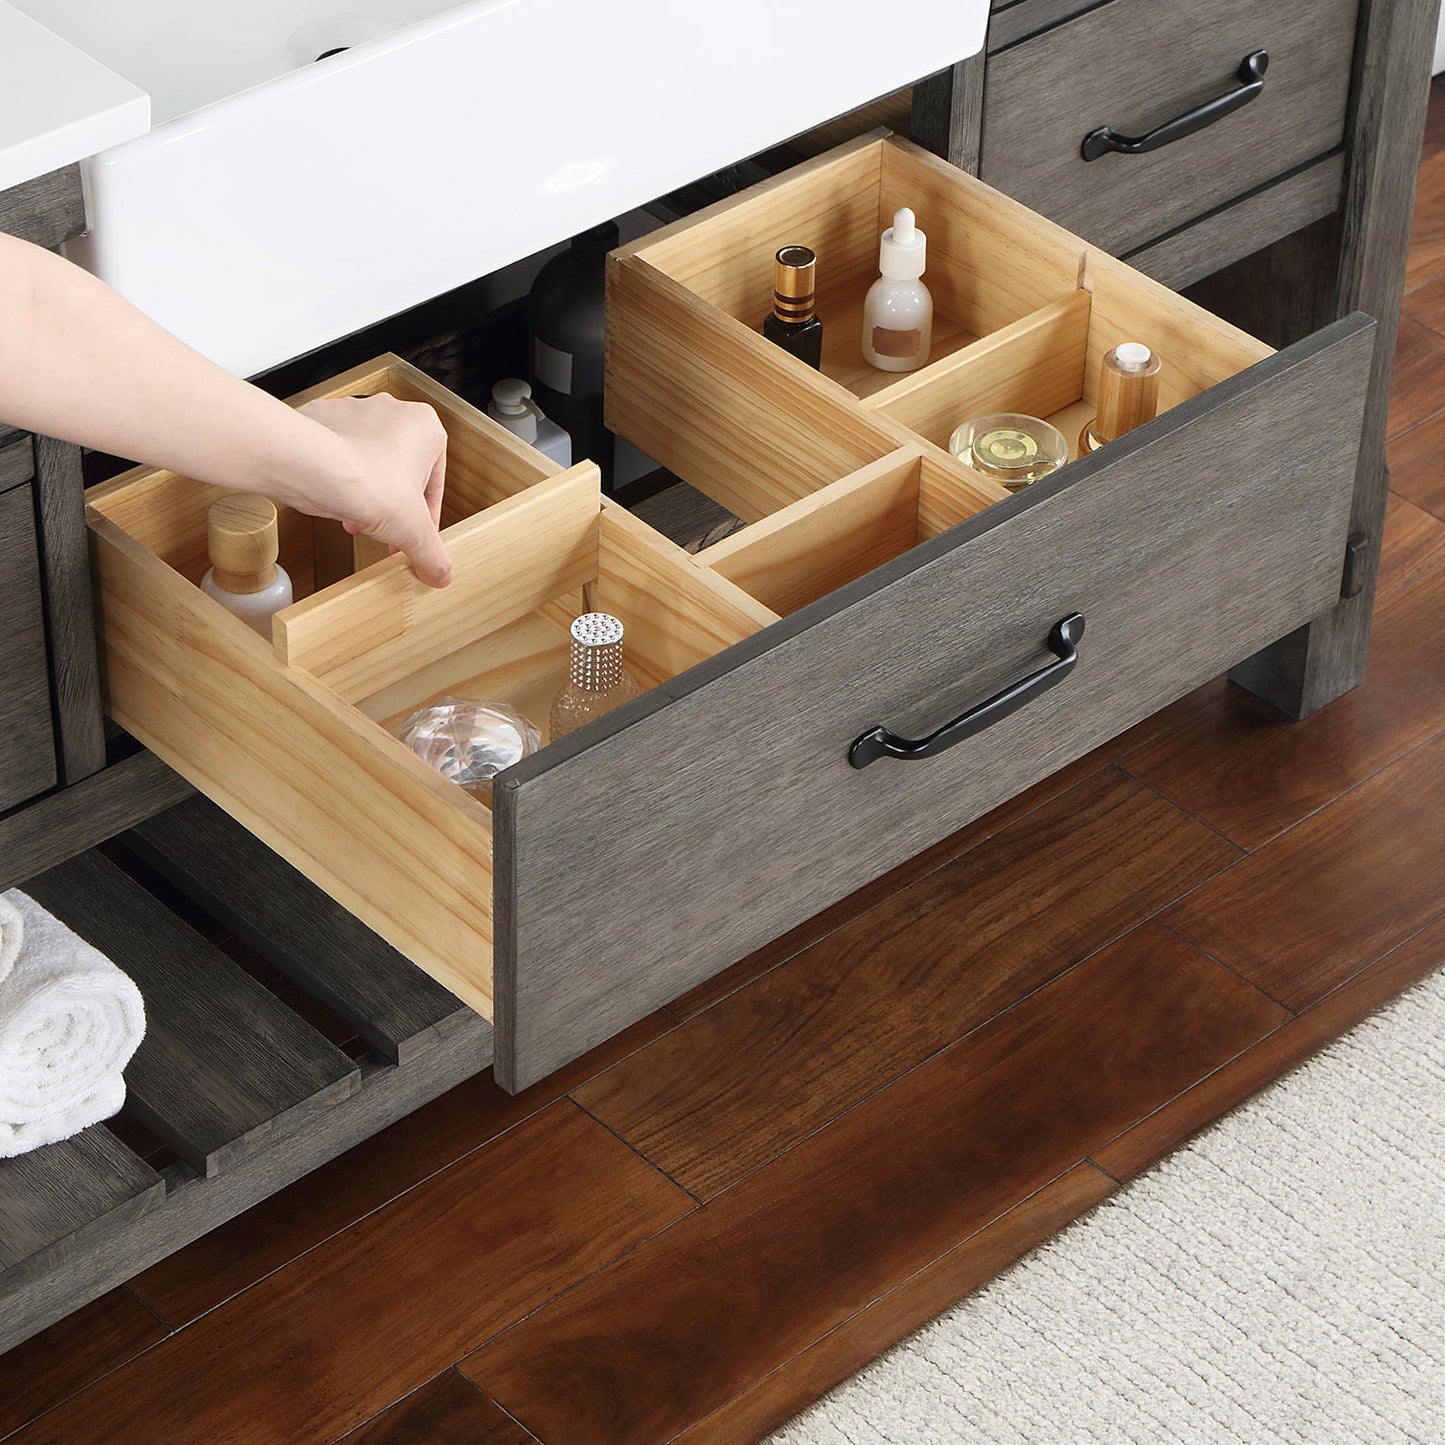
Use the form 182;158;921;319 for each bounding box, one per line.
861;207;933;373
486;378;573;467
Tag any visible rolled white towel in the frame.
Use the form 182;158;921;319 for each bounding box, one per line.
0;891;22;985
0;889;146;1158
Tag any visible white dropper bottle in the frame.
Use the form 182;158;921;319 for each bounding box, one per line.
861;207;933;373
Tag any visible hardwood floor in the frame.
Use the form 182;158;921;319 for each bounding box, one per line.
4;83;1445;1445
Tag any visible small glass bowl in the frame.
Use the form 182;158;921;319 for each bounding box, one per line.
948;413;1069;493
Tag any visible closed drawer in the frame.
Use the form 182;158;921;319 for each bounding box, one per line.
0;439;59;814
981;0;1360;253
87;136;1373;1092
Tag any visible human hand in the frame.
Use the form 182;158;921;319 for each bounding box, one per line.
296;393;453;588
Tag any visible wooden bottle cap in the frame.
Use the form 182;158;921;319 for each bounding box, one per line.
208;493;279;593
1091;343;1161;447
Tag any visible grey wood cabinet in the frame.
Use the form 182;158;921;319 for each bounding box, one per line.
0;436;58;813
0;0;1435;1359
918;0;1440;719
0;167;136;879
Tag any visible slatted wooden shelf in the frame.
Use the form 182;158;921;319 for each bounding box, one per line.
0;796;493;1356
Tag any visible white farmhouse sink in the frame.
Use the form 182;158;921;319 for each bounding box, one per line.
13;0;988;377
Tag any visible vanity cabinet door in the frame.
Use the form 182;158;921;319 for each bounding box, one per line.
492;316;1373;1090
981;0;1360;252
0;441;58;814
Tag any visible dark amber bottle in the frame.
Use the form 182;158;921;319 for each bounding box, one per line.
762;245;824;370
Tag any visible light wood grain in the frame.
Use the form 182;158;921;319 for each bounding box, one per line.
1083;252;1272;409
597;503;779;690
879;136;1083;338
607;257;897;521
85;508;497;1017
867;290;1092;449
700;450;928;616
275;467;602;702
616;133;886;328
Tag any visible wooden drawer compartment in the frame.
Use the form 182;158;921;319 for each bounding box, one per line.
89;137;1374;1093
87;357;779;1089
980;0;1360;253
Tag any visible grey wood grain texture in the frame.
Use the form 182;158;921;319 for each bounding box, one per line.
0;166;85;248
0;749;192;894
0;1024;492;1355
911;48;987;175
1124;154;1345;293
980;0;1361;254
1228;0;1441;717
493;317;1375;1092
32;436;107;784
0;433;34;490
989;0;1107;51
628;479;746;554
124;795;475;1066
0;1129;163;1299
0;484;58;814
25;853;361;1179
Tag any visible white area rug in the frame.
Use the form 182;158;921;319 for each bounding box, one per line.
773;968;1445;1444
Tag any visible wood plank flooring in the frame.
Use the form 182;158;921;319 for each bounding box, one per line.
4;81;1445;1444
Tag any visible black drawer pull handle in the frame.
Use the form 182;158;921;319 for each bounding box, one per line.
849;613;1086;770
1081;50;1269;162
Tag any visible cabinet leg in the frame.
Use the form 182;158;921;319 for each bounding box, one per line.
1219;0;1440;718
1228;458;1388;720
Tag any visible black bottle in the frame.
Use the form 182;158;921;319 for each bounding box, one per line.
528;221;619;488
762;245;824;370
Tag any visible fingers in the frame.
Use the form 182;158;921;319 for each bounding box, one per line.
403;521;453;588
424;432;446;532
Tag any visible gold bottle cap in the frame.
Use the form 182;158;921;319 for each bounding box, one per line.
208;493;279;594
772;245;817;321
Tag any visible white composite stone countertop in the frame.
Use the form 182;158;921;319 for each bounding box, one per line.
0;1;147;194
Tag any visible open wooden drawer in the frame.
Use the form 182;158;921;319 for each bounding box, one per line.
88;135;1374;1092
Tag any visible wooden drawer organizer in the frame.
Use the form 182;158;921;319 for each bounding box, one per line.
607;131;1275;584
0;794;490;1355
86;132;1371;1095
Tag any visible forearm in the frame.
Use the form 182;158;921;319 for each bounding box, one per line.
0;234;353;514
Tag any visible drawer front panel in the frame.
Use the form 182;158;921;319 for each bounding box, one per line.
494;317;1374;1091
981;0;1360;253
0;480;58;814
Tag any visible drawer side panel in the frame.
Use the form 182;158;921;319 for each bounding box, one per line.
87;514;495;1016
495;317;1374;1091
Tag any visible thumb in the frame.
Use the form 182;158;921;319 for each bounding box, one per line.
399;515;453;589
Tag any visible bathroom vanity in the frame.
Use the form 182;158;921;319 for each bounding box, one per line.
0;0;1437;1355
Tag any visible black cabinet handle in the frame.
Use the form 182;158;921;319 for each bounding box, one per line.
1081;51;1269;162
849;613;1085;770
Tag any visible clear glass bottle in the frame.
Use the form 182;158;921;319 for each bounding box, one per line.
549;613;643;743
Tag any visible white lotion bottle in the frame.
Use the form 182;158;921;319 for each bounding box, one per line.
861;207;933;373
200;493;293;638
487;377;573;467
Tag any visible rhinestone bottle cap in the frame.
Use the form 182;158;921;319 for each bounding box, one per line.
568;612;626;691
